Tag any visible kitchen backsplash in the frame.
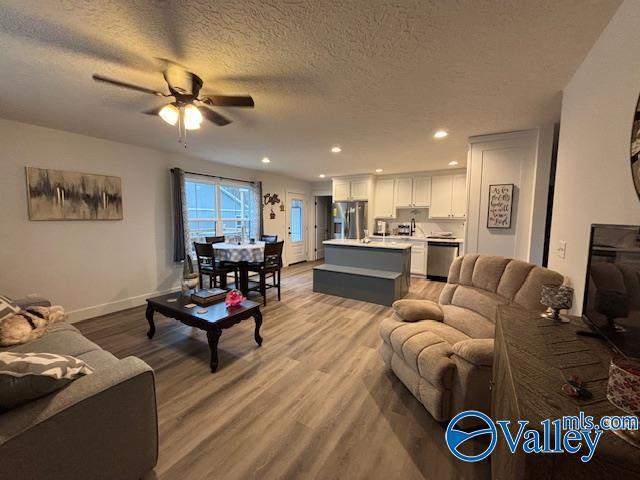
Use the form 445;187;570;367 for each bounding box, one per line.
378;208;465;237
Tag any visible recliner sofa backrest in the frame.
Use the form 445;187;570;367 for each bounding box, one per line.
439;254;564;323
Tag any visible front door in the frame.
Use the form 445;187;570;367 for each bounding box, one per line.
287;193;307;264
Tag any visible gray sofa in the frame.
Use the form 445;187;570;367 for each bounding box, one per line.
0;297;158;480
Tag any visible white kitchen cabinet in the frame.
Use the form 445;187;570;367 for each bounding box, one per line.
412;176;431;207
394;177;413;207
350;179;369;201
430;175;453;218
451;173;467;219
333;180;351;202
429;173;467;219
332;176;372;202
394;176;431;208
373;178;395;218
410;241;427;275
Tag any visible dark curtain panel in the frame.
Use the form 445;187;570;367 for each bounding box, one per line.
171;168;187;262
255;180;264;238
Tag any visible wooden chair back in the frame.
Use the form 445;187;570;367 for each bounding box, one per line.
205;236;226;244
263;241;284;270
193;242;214;269
260;235;278;243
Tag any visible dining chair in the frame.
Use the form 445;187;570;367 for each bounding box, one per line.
205;236;226;244
247;241;284;306
193;242;238;289
260;235;278;243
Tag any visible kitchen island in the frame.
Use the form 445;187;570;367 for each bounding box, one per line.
313;239;411;305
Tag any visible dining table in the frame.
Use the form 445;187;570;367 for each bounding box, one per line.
212;241;265;296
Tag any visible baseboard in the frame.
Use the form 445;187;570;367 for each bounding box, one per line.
67;286;181;323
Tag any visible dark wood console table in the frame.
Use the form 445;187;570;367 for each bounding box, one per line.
492;305;640;479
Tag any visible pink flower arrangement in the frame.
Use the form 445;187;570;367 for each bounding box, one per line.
225;289;245;307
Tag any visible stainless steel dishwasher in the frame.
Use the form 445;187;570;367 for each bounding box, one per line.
427;241;460;281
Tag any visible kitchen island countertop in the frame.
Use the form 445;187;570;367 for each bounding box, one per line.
323;239;412;250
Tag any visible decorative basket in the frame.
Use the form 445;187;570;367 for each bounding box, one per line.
607;356;640;416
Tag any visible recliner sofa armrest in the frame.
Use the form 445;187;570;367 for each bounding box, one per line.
392;299;444;322
452;339;494;367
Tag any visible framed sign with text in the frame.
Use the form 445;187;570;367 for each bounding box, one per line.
487;184;514;229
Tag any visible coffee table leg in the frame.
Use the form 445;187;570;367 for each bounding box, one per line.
206;329;222;373
254;310;263;346
145;304;156;339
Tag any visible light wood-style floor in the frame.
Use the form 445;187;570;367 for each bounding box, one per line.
77;262;490;480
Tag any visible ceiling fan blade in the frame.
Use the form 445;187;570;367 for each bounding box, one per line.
200;106;232;126
93;74;167;96
142;106;165;115
199;95;255;108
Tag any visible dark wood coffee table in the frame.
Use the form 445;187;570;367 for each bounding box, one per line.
145;292;262;373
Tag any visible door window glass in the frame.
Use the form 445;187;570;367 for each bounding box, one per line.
291;199;303;242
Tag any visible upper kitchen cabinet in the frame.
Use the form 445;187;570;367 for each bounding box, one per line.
430;173;467;219
394;176;431;208
350;178;369;201
332;179;351;202
451;173;467;218
373;177;395;218
332;176;373;202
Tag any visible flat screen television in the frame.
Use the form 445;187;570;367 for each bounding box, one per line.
583;224;640;358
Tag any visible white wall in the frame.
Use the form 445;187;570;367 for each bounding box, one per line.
0;118;311;322
466;129;553;263
549;0;640;314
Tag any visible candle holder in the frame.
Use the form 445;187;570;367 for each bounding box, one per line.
540;284;573;322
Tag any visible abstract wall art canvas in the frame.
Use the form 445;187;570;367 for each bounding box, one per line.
26;167;123;220
487;183;514;229
630;93;640;201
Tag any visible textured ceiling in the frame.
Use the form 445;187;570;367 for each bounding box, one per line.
0;0;621;181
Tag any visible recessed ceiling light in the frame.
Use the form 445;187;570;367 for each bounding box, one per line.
375;169;383;173
434;130;448;139
261;157;270;164
448;160;459;166
331;146;342;153
319;174;326;178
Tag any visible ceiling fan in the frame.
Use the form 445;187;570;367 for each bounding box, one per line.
92;64;254;147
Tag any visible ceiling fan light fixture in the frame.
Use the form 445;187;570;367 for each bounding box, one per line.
183;104;203;130
159;104;179;126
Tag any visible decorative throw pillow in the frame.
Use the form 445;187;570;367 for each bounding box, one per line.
0;352;94;410
0;295;21;322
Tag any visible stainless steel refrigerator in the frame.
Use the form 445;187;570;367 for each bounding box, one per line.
332;201;368;240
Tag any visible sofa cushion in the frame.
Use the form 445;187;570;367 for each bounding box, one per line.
76;350;119;372
1;324;102;358
442;305;495;339
471;256;510;292
392;299;443;322
399;331;455;388
450;286;509;323
496;260;536;300
381;315;470;348
513;267;563;312
0;351;93;410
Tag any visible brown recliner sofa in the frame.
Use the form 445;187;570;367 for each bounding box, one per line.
379;254;563;422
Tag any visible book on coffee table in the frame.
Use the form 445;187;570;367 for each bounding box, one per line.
191;288;227;306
